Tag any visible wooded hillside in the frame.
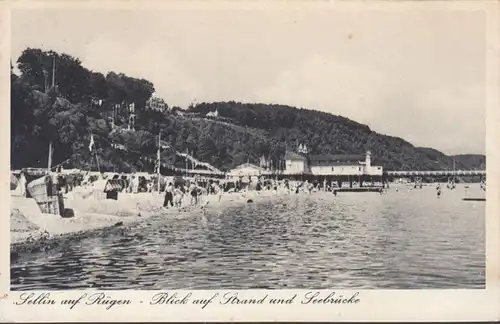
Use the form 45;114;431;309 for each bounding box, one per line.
11;48;482;172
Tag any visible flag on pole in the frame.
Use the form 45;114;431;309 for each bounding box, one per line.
89;134;95;152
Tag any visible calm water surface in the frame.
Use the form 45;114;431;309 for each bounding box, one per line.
11;185;485;289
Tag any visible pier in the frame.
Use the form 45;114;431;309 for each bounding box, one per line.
387;170;486;177
334;187;383;193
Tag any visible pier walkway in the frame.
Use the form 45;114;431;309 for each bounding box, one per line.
387;170;486;177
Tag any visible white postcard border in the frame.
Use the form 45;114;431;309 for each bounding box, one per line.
1;0;499;322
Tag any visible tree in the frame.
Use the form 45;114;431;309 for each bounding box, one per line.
89;72;109;100
106;72;155;110
11;47;472;172
17;49;92;102
17;48;50;91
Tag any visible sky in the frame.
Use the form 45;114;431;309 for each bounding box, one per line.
10;6;486;155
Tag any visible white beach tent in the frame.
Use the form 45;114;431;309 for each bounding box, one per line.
228;163;263;177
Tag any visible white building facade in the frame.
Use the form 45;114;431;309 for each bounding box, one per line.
228;163;264;177
206;110;219;117
147;96;168;112
284;148;383;176
284;151;309;174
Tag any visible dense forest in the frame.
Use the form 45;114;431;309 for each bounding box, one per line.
11;48;483;173
450;154;486;170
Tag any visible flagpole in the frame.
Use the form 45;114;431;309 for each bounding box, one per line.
48;142;53;172
89;133;100;173
94;147;101;173
157;132;161;192
52;56;56;88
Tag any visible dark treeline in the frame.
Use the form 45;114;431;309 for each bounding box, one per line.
11;48;156;172
11;48;482;173
450;154;486;170
187;102;477;171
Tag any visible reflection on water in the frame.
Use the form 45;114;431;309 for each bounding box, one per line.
11;185;485;289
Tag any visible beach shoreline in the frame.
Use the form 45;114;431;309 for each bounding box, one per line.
10;189;282;260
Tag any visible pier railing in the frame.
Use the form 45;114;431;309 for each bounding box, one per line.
387;170;486;177
13;166;486;179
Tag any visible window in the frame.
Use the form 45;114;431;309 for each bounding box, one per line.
359;167;362;171
332;167;335;171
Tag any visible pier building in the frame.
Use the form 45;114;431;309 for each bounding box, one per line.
284;151;308;174
284;147;383;177
283;146;384;187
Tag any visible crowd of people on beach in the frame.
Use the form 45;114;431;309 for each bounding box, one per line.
14;167;470;216
13;168;359;210
155;177;383;210
158;178;342;210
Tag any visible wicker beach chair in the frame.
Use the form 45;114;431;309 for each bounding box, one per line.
26;175;65;216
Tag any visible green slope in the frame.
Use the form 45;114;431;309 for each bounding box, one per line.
450;154;486;170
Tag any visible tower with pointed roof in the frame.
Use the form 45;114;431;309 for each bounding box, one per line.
365;150;371;168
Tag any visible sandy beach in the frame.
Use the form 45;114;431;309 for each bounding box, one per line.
10;188;283;259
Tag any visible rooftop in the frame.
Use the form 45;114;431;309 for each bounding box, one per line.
310;160;364;166
308;154;366;162
284;151;307;161
232;163;264;171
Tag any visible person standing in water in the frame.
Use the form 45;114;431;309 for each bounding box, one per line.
173;185;184;208
436;184;442;198
190;182;199;206
163;182;174;208
215;182;223;202
18;171;27;197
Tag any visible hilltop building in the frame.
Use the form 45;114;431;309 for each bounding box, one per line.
111;143;127;152
146;96;168;112
206;109;219;118
128;102;136;131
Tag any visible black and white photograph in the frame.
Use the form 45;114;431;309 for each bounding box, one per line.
7;1;490;295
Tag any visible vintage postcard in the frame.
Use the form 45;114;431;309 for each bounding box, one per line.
1;0;499;322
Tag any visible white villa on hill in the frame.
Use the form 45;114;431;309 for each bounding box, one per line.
146;96;168;112
206;109;219;117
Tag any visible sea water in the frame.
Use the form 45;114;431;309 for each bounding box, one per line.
11;184;485;289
